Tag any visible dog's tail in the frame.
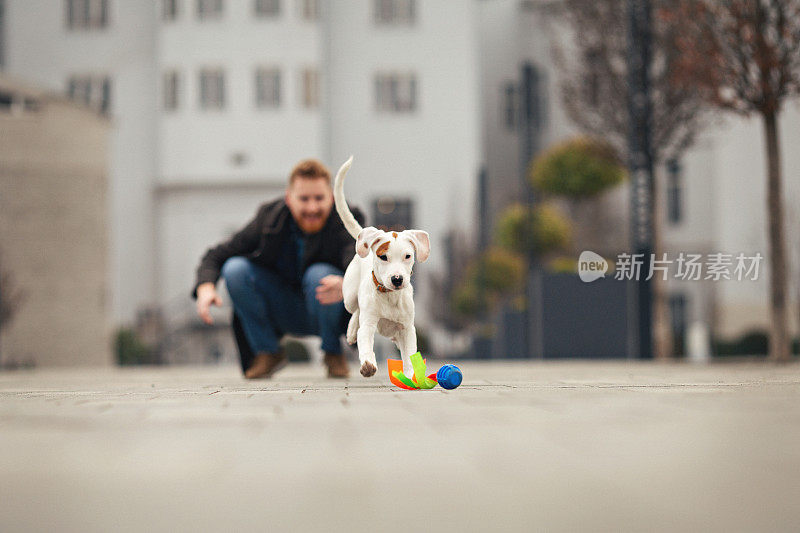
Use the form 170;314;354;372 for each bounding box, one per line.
333;155;362;240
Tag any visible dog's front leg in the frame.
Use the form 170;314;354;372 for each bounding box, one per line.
397;324;418;379
346;308;359;345
356;319;378;377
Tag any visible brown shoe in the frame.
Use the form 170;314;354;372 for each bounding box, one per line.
244;351;286;379
324;352;349;378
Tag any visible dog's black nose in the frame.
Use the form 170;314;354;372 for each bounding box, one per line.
391;275;403;288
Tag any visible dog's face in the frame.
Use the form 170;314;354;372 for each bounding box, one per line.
356;227;430;290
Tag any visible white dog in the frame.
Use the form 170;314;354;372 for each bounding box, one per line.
333;156;430;378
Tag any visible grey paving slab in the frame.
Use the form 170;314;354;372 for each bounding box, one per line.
1;361;800;532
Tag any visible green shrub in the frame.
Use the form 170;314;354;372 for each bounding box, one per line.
451;247;525;319
452;281;486;318
495;203;571;256
714;330;768;356
477;247;526;293
115;328;155;365
547;256;578;274
530;136;626;198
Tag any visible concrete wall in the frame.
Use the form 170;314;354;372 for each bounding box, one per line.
0;79;111;366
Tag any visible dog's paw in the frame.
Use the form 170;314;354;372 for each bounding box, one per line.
360;361;377;377
346;331;357;345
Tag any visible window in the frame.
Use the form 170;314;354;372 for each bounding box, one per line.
255;67;281;108
502;82;517;130
67;75;111;114
163;70;180;110
0;91;40;115
199;68;225;109
669;293;688;355
375;72;417;113
254;0;280;17
0;91;12;111
163;0;178;21
197;0;222;20
299;0;319;21
300;68;319;109
667;158;683;225
66;0;108;29
374;0;415;25
372;197;413;232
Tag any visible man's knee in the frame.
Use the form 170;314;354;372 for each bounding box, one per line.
302;263;342;288
221;257;251;292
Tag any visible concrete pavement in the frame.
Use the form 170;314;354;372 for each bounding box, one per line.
2;360;800;532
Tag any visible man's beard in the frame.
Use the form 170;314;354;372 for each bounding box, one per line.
296;212;327;233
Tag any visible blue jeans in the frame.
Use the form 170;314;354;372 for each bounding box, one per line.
221;257;346;355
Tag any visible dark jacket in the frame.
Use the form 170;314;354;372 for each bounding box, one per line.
193;199;364;372
193;198;365;297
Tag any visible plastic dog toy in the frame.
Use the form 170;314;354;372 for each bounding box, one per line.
436;364;463;389
387;352;462;390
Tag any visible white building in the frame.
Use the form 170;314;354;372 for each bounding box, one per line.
2;0;480;347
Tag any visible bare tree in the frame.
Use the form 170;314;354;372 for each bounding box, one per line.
547;0;710;359
674;0;800;361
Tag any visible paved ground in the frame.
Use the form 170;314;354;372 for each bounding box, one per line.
1;360;800;532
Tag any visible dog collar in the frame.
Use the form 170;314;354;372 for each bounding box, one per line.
372;271;392;293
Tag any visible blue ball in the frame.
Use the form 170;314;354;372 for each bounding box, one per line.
436;364;463;390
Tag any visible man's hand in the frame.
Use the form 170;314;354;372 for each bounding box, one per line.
196;282;223;325
316;275;344;305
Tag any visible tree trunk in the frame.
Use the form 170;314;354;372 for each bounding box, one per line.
652;165;674;360
762;110;790;362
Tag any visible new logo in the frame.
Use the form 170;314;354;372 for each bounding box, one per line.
578;251;608;282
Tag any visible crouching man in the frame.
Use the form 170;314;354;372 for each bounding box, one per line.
192;159;364;379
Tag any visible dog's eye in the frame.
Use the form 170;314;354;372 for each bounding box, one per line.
405;254;411;260
378;254;388;261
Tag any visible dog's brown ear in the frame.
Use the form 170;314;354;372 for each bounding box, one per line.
405;230;430;262
356;227;383;258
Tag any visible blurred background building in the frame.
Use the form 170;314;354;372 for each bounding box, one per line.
0;0;798;365
0;76;111;366
1;0;479;364
477;0;799;358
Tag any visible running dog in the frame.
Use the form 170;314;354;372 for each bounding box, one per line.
333;156;430;378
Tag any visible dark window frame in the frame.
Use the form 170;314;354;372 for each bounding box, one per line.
199;68;225;109
667;158;683;225
372;196;414;232
65;0;109;30
255;67;281;108
374;0;415;25
254;0;280;17
375;72;417;113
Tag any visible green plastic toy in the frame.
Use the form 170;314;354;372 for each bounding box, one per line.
389;352;437;390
